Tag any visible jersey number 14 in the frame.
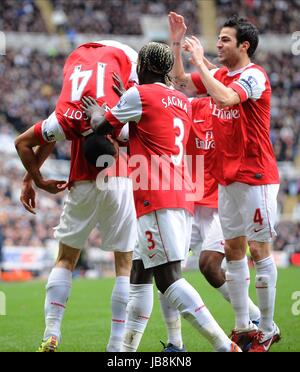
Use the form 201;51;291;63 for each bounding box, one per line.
70;63;106;101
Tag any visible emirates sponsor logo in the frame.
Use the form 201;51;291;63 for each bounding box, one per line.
195;131;215;150
211;102;240;120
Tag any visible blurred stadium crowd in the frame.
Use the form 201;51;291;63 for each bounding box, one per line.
1;0;299;35
0;0;299;253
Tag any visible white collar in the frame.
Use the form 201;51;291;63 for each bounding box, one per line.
227;63;254;77
154;82;175;89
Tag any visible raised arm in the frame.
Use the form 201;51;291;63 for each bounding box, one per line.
168;12;197;92
183;36;240;107
168;12;217;93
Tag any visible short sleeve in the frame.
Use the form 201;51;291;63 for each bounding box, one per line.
229;68;267;103
117;123;129;142
38;112;66;143
105;86;142;128
34;122;47;145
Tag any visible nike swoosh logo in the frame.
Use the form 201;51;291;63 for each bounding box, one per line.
193;119;205;123
262;338;273;351
254;228;264;233
149;253;157;259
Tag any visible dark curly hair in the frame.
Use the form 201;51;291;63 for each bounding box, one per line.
137;42;174;84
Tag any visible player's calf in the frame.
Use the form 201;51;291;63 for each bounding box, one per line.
199;251;226;288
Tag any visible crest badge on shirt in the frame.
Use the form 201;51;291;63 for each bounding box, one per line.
42;129;56;142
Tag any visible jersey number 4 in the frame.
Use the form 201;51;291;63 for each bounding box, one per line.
253;208;263;225
70;63;106;101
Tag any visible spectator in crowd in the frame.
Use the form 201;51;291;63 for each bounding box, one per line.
2;0;298;36
0;0;47;33
216;0;300;34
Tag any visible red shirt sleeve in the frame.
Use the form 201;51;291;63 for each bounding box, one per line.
105;111;125;130
33;121;47;145
191;72;207;95
228;82;248;103
125;81;136;90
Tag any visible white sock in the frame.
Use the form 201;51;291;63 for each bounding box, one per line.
226;257;250;330
217;282;260;322
121;284;153;352
248;298;261;322
164;278;233;352
217;282;231;302
106;276;129;352
254;256;277;333
158;291;183;348
43;267;72;341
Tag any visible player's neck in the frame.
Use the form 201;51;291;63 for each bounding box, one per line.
140;73;165;85
226;56;251;72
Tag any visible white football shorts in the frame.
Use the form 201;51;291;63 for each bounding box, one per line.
54;177;137;251
134;208;193;269
218;182;279;242
190;206;225;255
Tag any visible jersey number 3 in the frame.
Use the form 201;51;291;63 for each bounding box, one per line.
172;118;184;166
70;63;106;101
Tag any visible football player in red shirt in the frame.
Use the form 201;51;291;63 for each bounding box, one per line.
15;40;138;352
82;41;241;352
159;96;261;351
168;12;280;352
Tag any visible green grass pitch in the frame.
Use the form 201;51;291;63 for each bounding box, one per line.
0;268;299;352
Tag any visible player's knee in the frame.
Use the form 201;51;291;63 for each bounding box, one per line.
248;241;271;262
56;257;77;271
56;243;80;271
199;256;208;276
224;237;247;260
130;260;153;284
199;259;214;281
199;254;224;288
115;251;132;277
154;262;181;293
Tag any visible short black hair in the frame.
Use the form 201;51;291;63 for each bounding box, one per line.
83;133;116;167
223;15;259;57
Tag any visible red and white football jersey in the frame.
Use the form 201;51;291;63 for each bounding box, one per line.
34;41;137;185
191;64;279;186
186;97;218;208
105;83;194;218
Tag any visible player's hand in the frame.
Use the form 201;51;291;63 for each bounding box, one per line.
20;181;36;214
81;96;106;118
112;72;126;97
35;178;68;194
168;12;187;43
183;36;205;66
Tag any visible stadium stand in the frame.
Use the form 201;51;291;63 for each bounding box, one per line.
0;0;47;33
216;0;300;34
